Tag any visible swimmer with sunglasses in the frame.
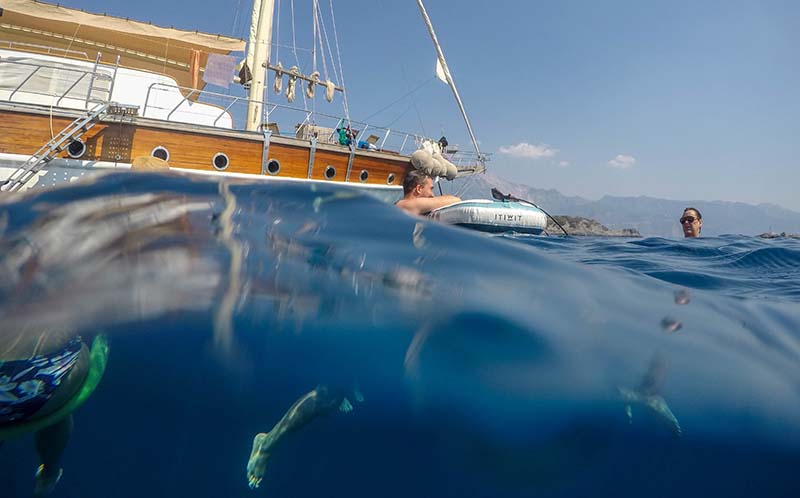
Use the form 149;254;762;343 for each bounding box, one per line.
680;208;702;238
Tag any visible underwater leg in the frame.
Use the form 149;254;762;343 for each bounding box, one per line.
246;385;348;489
33;414;72;497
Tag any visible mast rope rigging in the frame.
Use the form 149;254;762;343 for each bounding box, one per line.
274;0;281;67
289;0;310;110
311;0;318;76
231;0;244;39
312;4;338;103
311;0;318;115
328;0;350;123
386;103;414;128
400;66;427;139
314;4;331;85
360;77;434;123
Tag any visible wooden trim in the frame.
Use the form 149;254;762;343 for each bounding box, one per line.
0;107;412;185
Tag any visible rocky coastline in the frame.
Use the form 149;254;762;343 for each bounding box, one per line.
758;232;800;239
547;215;641;237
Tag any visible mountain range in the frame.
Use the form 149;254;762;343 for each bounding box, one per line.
451;173;800;237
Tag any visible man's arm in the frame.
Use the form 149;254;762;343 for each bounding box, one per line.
396;195;461;216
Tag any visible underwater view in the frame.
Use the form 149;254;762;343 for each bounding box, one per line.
1;172;799;497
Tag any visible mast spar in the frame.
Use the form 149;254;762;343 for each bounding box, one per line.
246;0;276;131
415;0;484;170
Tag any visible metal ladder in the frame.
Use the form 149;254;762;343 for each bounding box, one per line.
1;101;110;192
84;53;118;109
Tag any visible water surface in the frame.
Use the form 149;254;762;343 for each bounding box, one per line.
1;172;798;497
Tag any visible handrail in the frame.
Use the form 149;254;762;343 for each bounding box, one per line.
213;96;244;127
55;72;89;107
0;59;487;168
166;89;198;121
1;57;113;104
7;66;41;101
138;82;446;154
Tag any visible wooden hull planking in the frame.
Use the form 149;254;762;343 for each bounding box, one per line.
0;108;410;187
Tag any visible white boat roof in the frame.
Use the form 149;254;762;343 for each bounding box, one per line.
1;0;245;89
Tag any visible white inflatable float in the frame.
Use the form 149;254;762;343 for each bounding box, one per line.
429;199;548;235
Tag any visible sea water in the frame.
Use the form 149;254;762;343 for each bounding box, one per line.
1;172;798;498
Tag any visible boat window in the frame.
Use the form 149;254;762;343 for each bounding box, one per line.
324;165;336;179
387;173;396;185
151;146;170;162
267;159;281;175
212;153;229;171
359;170;369;183
67;139;87;159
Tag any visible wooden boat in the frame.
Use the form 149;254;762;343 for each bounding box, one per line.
0;0;485;194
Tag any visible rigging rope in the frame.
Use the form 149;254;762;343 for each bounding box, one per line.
328;0;350;123
289;0;309;110
275;0;281;65
400;65;426;138
314;5;339;103
386;103;414;128
454;170;479;198
311;0;318;74
309;0;318;115
360;77;434;123
314;5;331;84
230;0;243;39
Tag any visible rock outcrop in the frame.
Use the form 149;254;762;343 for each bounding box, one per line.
758;232;800;239
547;215;641;237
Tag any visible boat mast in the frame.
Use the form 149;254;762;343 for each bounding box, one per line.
246;0;276;131
415;0;483;168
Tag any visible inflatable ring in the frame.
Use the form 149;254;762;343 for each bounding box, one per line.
429;199;548;235
0;335;109;441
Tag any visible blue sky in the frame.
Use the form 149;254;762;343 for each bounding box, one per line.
64;0;799;210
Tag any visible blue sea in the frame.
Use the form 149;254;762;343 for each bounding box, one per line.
1;172;799;498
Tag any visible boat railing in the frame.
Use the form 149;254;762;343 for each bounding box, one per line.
0;55;114;109
141;81;487;167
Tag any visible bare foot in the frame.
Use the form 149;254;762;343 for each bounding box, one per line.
247;432;271;489
33;464;62;497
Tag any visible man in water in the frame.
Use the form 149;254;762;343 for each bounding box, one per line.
395;170;461;216
680;207;702;237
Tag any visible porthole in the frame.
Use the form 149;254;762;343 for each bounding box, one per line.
387;173;396;185
212;152;229;171
324;165;336;180
151;146;169;162
267;159;280;175
67;139;86;159
359;170;369;183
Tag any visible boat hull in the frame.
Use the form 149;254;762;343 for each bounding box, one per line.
0;104;411;192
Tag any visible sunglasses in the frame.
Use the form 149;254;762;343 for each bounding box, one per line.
680;216;698;224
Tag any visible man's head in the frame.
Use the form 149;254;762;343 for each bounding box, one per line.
403;169;434;198
680;207;702;237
